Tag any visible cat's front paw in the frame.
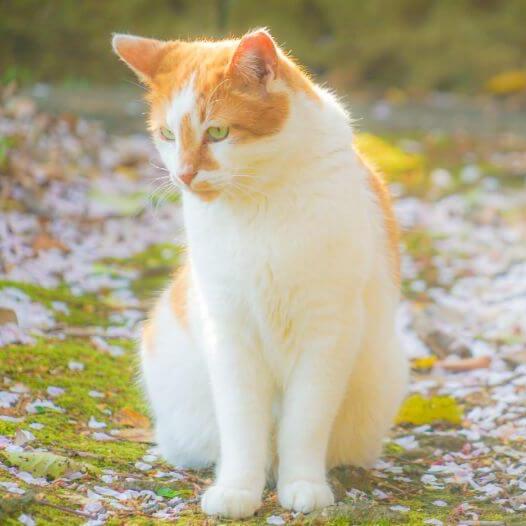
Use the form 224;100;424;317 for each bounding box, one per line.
201;485;261;519
278;480;334;513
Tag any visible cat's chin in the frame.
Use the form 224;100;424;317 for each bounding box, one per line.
187;184;221;202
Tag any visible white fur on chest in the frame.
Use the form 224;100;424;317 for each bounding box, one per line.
183;156;376;378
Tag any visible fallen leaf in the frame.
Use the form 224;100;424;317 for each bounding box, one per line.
14;429;35;446
32;233;68;252
486;70;526;95
0;308;18;325
3;450;96;479
354;132;424;186
88;188;147;216
396;394;463;426
114;407;150;428
411;356;438;371
112;427;153;444
502;350;526;369
155;487;193;499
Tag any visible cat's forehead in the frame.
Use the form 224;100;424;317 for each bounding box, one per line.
154;42;233;97
149;43;234;127
165;75;198;130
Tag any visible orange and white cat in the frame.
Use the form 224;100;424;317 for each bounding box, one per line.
113;29;408;519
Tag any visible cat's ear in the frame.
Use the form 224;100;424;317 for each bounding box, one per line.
112;34;167;82
229;29;278;86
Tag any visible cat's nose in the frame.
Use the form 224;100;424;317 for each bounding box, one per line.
178;171;197;187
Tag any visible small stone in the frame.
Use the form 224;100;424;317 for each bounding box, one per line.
267;516;286;525
135;461;152;471
29;423;44;430
18;514;36;526
68;361;84;371
14;429;35;446
47;386;65;397
88;416;107;429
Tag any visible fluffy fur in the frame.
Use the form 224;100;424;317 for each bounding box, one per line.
113;29;408;519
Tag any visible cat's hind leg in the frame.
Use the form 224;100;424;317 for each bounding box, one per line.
328;333;409;470
140;278;218;469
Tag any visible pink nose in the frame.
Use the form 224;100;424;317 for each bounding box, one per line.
179;171;197;187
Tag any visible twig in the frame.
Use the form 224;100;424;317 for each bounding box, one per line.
37;497;95;519
45;326;108;337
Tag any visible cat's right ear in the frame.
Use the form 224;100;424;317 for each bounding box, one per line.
112;34;166;82
229;29;279;88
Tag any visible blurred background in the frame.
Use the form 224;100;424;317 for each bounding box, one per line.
2;0;526;133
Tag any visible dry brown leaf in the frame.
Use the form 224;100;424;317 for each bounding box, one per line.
438;355;491;372
114;407;150;428
32;233;68;252
112;427;154;444
0;307;18;325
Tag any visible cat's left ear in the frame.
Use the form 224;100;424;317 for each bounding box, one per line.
229;29;278;87
112;33;167;82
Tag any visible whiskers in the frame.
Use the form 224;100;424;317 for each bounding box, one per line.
146;164;280;208
147;169;179;212
225;171;273;202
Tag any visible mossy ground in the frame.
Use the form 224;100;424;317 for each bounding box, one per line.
1;245;517;525
2;130;525;524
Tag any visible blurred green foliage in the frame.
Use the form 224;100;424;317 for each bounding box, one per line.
1;0;526;92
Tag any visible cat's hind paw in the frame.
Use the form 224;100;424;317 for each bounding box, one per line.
201;485;261;519
278;480;334;513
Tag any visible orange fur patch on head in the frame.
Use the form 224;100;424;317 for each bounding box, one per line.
208;86;290;143
180;113;220;173
116;30;321;198
279;54;320;103
169;264;190;327
144;31;318;144
354;147;400;284
180;114;197;155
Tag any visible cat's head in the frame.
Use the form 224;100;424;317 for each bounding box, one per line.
113;29;319;201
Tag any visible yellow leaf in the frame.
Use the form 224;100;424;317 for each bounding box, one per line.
354;133;424;188
396;394;463;426
411;356;438;370
486;70;526;95
114;407;150;428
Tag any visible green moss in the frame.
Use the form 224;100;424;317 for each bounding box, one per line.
0;280;113;327
101;242;181;302
102;243;180;270
0;339;148;468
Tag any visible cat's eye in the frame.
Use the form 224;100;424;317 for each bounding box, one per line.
160;126;175;141
206;126;229;142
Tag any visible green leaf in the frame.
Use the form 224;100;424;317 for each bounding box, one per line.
88;189;147;216
3;450;96;479
155;487;192;499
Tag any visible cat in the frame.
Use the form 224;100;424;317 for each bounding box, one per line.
113;28;408;519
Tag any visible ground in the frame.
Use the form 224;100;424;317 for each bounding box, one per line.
1;87;525;525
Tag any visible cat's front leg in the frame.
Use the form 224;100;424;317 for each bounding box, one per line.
201;318;273;519
277;305;363;513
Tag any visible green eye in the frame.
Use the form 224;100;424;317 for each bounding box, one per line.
160;126;175;141
206;126;229;142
